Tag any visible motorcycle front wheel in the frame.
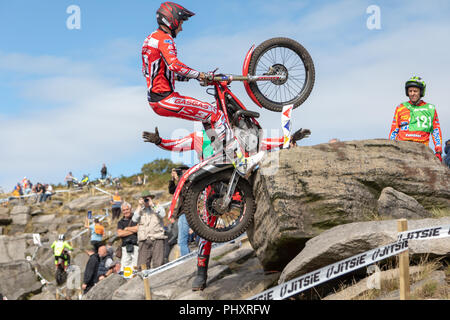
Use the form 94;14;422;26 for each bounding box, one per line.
248;37;315;112
185;170;255;243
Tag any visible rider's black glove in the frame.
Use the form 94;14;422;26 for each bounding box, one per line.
291;128;311;142
142;127;162;145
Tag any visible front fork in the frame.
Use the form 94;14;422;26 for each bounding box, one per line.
218;168;239;211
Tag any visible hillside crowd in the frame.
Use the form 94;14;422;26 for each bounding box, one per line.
10;177;54;203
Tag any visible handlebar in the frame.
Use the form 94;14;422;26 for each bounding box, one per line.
200;72;286;86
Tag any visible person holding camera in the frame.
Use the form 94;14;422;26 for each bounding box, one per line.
168;165;192;257
133;190;167;270
116;202;139;272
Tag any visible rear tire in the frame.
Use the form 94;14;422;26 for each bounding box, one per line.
55;265;66;285
185;170;255;243
248;37;315;112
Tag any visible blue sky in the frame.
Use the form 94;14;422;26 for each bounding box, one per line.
0;0;449;190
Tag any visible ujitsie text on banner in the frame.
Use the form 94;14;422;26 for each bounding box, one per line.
397;225;450;242
249;240;408;300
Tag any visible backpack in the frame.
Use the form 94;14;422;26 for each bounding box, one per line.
94;224;104;236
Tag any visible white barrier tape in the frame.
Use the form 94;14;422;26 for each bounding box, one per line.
397;224;450;242
0;188;82;203
139;233;246;279
249;240;409;300
249;222;450;300
92;185;113;196
161;201;171;209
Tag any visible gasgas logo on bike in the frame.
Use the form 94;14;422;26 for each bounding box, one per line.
174;98;210;110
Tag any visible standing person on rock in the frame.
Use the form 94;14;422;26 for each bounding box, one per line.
85;216;105;253
443;139;450;168
168;165;192;257
101;163;107;180
117;202;139;272
389;76;443;161
133;190;167;270
110;190;123;220
82;246;100;294
142;126;311;290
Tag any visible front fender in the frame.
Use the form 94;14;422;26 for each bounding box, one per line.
167;158;234;219
242;45;263;109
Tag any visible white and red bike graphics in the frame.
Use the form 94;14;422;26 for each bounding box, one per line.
168;37;315;242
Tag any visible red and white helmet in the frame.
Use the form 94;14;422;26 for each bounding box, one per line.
156;2;195;33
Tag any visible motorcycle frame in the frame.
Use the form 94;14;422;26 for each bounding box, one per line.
167;45;283;219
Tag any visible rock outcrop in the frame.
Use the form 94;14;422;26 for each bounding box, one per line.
64;195;111;211
248;139;449;270
278;217;450;284
377;187;431;219
0;260;42;300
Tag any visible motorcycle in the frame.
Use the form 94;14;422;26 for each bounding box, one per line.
55;251;70;285
167;37;315;243
72;174;90;189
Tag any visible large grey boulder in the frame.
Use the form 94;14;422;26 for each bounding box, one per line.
0;260;42;300
10;205;31;216
12;213;30;226
112;276;145;300
0;207;9;215
32;214;56;225
82;273;127;300
377;187;431;219
248;139;450;270
0;235;28;263
278;217;450;284
64;195;111;211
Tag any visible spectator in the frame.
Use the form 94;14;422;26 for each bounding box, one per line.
101;163;107;180
12;183;22;198
389;76;443;161
65;172;74;189
110;191;122;220
85;217;105;252
22;178;31;195
36;183;45;202
169;165;191;257
133;190;167;270
444;139;450;168
42;184;54;202
164;217;178;264
82;246;100;294
96;245;116;281
21;177;28;189
117;202;139;272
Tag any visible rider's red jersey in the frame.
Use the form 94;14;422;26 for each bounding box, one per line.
142;29;200;100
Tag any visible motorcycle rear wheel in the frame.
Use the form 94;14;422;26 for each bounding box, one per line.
185;170;255;243
55;265;67;285
248;37;315;112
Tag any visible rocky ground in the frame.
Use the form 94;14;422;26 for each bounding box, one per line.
0;139;449;300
